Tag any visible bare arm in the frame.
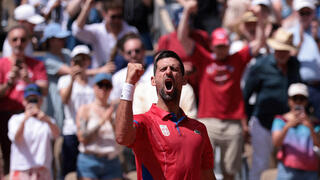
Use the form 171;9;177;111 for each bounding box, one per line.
201;169;216;180
249;7;267;57
76;0;94;29
66;0;82;18
177;0;197;55
38;111;60;138
14;116;28;143
272;115;300;147
115;63;144;146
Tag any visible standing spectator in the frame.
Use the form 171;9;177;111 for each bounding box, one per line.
289;0;320;121
41;22;71;130
177;1;266;179
76;73;123;180
58;45;95;178
72;0;138;68
243;28;301;180
115;50;215;179
8;84;59;180
2;4;44;57
0;25;48;175
272;83;320;180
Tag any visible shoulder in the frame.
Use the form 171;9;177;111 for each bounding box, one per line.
58;75;71;84
9;113;24;124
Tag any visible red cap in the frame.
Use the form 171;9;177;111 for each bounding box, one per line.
211;28;229;46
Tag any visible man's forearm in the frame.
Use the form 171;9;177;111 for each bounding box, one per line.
76;0;92;29
0;83;11;97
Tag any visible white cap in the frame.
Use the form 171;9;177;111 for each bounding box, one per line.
71;45;91;58
14;4;44;24
294;0;316;11
252;0;271;8
288;83;309;97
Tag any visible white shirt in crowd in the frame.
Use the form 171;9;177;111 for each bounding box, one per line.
58;75;95;135
8;113;56;171
72;21;138;68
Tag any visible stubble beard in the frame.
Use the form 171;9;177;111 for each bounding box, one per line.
159;88;177;102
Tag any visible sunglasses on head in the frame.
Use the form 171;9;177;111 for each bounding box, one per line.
291;95;307;102
97;81;112;89
26;97;39;104
299;11;312;16
125;48;142;56
110;14;123;20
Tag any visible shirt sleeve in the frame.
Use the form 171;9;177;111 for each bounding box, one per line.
57;75;71;90
45;57;64;75
129;114;147;148
201;124;214;169
271;117;285;132
72;21;98;45
8;114;22;142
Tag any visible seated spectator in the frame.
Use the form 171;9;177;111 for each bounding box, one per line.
58;45;95;178
272;83;320;180
72;0;137;68
76;73;122;180
8;84;60;180
41;22;71;130
0;25;48;175
2;4;44;57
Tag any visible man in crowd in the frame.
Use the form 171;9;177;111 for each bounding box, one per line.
115;50;215;180
177;1;266;179
244;28;301;180
72;0;137;68
0;25;48;175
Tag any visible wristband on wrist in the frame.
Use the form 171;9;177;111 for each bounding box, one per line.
120;83;134;101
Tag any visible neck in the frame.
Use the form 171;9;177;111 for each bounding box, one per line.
94;98;108;107
105;23;122;37
156;98;181;118
276;62;287;74
10;54;25;63
50;48;63;56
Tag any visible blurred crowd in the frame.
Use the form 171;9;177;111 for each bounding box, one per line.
0;0;320;180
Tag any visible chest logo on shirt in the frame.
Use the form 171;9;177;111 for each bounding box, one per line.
159;125;170;136
206;63;234;85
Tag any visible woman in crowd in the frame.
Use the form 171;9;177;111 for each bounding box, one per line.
8;84;60;180
272;83;320;180
76;73;122;180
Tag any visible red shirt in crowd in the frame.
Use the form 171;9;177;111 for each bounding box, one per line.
131;104;213;180
191;44;252;120
0;57;47;111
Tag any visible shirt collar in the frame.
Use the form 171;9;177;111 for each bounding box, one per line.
149;104;187;121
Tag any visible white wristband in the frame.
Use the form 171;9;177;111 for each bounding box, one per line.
120;83;134;101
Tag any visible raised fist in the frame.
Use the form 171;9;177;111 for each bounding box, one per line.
126;63;144;85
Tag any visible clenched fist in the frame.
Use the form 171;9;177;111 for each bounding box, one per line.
126;63;144;85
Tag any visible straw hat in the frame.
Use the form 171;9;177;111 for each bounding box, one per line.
267;28;296;51
242;11;258;23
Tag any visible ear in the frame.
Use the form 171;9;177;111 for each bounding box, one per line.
151;76;156;86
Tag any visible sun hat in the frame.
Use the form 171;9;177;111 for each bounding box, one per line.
211;28;229;46
14;4;44;25
267;28;296;51
293;0;316;11
24;84;42;98
41;23;71;43
71;45;91;58
93;73;112;84
242;11;258;23
288;83;309;97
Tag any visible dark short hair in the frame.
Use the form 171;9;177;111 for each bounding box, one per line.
118;32;143;51
153;50;184;76
8;25;28;38
102;0;123;13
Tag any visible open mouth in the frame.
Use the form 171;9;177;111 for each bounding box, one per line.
165;79;173;92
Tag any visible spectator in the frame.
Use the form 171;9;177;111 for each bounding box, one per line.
72;0;138;68
58;45;95;178
8;84;59;180
115;50;215;179
272;83;320;180
177;1;266;179
243;28;301;180
0;25;48;175
2;4;44;57
76;73;123;180
288;0;320;121
41;22;71;130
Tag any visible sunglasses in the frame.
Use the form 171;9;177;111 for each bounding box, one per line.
125;48;142;56
97;82;112;89
299;11;312;16
11;37;27;43
110;14;123;20
291;95;308;102
26;97;39;104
